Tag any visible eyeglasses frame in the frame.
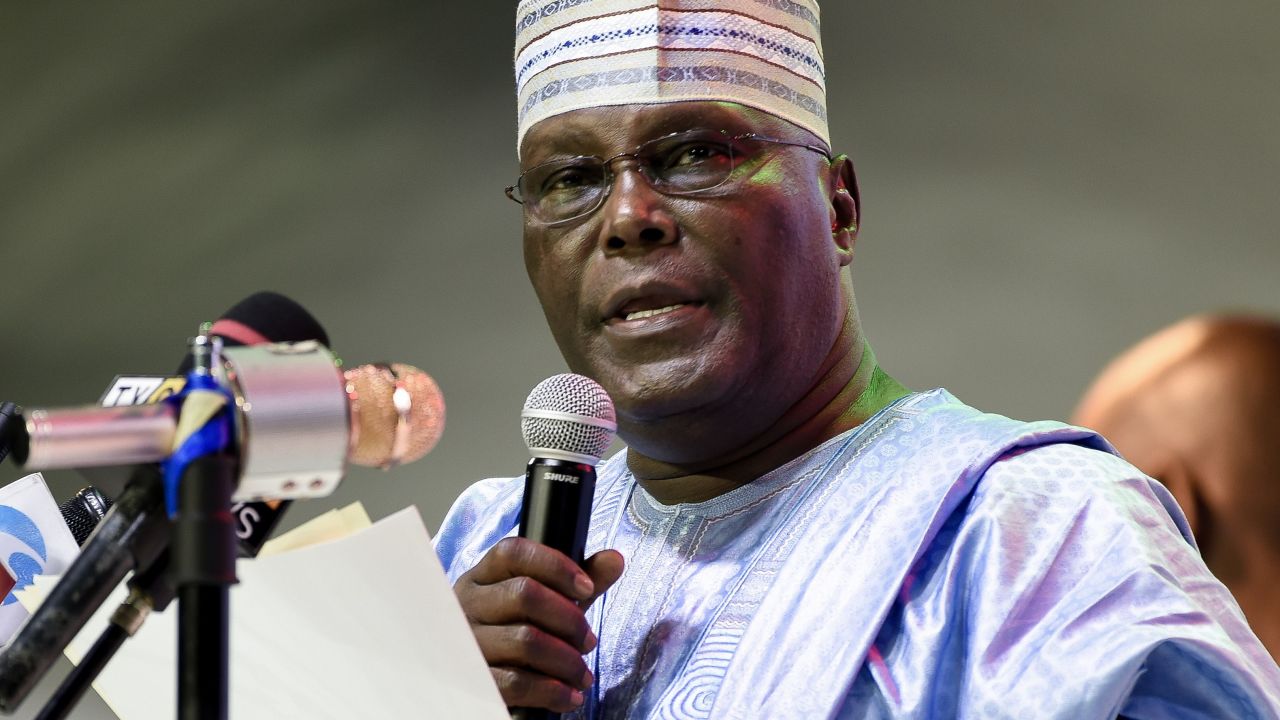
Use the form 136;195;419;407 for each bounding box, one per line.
505;129;833;226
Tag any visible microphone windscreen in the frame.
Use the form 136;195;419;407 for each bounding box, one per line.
177;291;329;373
521;373;616;464
216;291;330;347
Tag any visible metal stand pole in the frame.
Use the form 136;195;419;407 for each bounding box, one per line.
174;453;238;720
35;625;128;720
36;546;177;720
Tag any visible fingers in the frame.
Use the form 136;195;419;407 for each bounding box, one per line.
454;538;626;711
491;667;586;713
466;575;597;652
476;623;594;689
466;537;595;601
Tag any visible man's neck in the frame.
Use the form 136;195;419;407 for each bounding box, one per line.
625;341;910;505
1206;537;1280;663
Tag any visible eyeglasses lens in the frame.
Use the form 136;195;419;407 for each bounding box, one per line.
519;131;739;223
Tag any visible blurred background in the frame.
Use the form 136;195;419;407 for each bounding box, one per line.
0;1;1277;717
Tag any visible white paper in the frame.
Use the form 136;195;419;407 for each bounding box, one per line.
0;473;80;644
19;507;507;719
257;502;372;558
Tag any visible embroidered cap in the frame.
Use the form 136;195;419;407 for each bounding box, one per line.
514;0;828;155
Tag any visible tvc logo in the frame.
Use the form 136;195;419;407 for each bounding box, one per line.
0;506;48;605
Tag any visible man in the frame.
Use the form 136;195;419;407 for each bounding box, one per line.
1073;314;1280;663
436;2;1280;717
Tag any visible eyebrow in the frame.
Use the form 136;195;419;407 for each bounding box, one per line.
521;105;770;166
636;106;761;137
522;129;604;167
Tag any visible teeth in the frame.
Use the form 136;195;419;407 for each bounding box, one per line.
624;303;686;321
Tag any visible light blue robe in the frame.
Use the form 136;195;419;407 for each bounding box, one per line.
435;390;1280;718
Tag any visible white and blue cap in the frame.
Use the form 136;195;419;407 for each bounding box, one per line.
514;0;828;155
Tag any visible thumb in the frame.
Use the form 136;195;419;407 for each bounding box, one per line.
581;549;625;608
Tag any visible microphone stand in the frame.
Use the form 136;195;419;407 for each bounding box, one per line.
160;332;239;720
32;326;239;720
35;454;244;720
14;329;347;718
0;465;171;714
35;548;179;720
173;452;237;720
35;624;129;720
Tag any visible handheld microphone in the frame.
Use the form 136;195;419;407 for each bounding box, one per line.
517;374;616;564
512;374;615;720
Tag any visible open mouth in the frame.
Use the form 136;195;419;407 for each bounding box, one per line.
622;303;688;321
607;297;704;325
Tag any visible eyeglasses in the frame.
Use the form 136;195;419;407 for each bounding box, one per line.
506;129;832;226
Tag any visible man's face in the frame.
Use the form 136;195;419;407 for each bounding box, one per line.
518;102;854;458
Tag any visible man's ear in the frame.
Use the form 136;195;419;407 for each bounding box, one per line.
828;155;860;263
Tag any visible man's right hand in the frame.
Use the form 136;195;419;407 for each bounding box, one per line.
454;537;625;712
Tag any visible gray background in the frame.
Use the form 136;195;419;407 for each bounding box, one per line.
1;2;1276;717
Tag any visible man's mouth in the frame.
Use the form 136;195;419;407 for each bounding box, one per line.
622;303;688;322
607;295;705;325
600;283;709;332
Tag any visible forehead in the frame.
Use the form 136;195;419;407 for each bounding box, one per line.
519;101;791;165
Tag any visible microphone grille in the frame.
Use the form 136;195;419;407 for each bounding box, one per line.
345;363;446;469
58;486;113;546
521;374;616;464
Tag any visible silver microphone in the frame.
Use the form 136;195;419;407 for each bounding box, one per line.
13;341;445;501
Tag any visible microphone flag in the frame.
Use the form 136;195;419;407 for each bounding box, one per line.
0;473;80;645
99;376;186;407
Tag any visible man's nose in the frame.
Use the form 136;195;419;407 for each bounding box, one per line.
597;161;678;254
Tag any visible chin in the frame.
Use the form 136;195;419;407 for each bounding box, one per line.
594;354;742;426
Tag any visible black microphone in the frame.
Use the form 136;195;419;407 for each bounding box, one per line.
58;486;113;546
183;293;327;554
175;291;329;375
153;292;329;555
0;402;19;466
513;374;616;720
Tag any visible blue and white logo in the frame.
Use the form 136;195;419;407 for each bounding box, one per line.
0;505;47;605
0;473;81;643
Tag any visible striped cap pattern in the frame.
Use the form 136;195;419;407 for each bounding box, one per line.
514;0;827;155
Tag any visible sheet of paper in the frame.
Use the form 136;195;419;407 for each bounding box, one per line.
257;502;372;557
18;507;507;719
